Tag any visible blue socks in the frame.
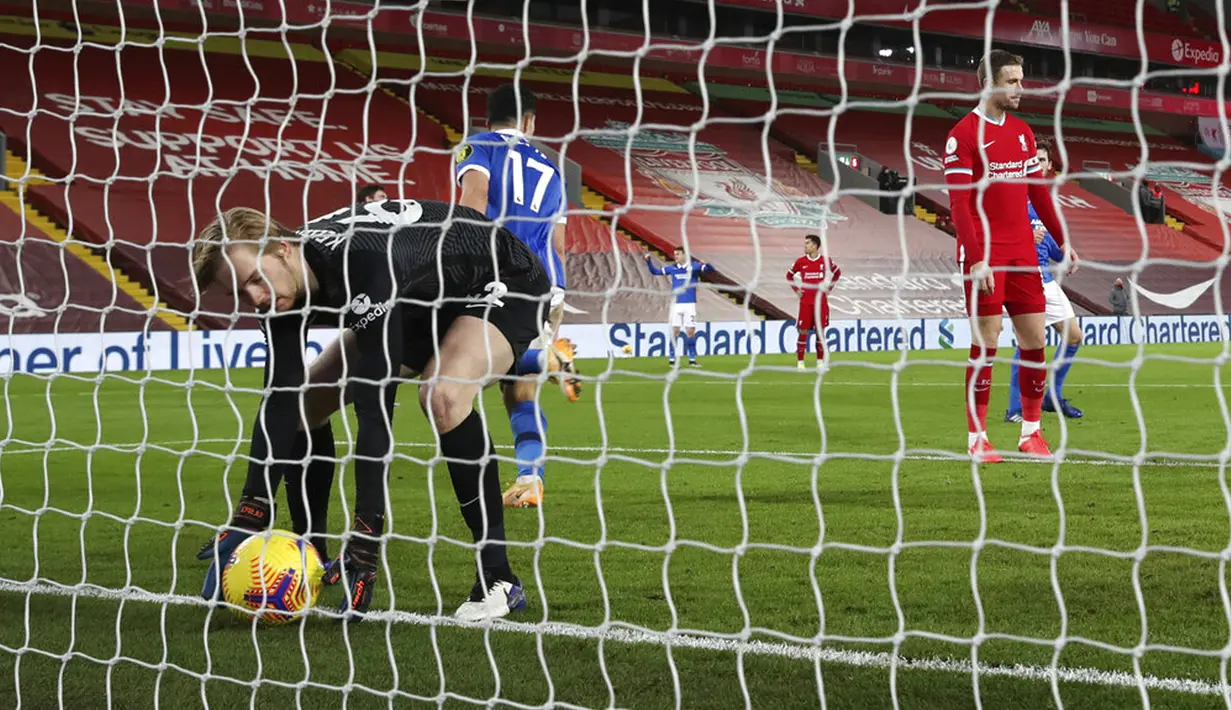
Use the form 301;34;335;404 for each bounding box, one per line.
509;401;547;480
1007;347;1023;415
516;348;544;375
1054;343;1080;398
1008;343;1081;415
669;334;700;362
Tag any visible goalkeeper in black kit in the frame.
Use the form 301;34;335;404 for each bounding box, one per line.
192;197;556;622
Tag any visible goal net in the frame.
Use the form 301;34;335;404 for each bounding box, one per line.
0;0;1229;707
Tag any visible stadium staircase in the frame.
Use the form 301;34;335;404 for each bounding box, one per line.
1;151;190;331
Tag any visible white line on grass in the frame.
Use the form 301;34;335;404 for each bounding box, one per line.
1;438;1224;469
0;578;1225;697
2;380;1225;397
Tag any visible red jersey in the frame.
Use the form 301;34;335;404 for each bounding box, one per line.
786;254;840;302
944;107;1067;267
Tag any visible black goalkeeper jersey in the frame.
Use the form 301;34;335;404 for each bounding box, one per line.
244;198;548;496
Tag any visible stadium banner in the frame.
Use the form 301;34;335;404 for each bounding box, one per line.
0;314;1226;374
117;1;1222;71
399;13;1224;117
706;0;1223;70
17;8;1224;118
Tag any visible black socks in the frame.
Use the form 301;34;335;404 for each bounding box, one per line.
439;409;511;581
284;422;336;560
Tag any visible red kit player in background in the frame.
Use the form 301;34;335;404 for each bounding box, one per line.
944;49;1076;462
787;234;841;371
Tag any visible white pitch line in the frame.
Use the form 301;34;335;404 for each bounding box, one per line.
0;578;1225;697
0;438;1223;469
0;380;1225;397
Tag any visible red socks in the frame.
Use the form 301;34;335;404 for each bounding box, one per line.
797;334;808;362
965;345;996;434
1018;347;1047;422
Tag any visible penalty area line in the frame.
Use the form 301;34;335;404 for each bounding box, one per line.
0;579;1226;697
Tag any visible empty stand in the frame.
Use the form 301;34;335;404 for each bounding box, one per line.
0;36;456;328
566;213;747;324
0;199;167;334
388;64;968;320
1047;130;1231;250
739;93;1228;314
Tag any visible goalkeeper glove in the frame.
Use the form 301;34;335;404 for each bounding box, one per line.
324;512;384;619
197;495;271;600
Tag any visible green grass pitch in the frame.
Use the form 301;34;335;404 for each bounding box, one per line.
2;343;1231;709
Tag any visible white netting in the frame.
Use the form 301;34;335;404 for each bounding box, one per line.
1;0;1230;707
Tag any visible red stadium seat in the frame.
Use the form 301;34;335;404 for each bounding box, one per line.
0;38;455;328
737;98;1228;315
401;71;970;320
0;199;168;334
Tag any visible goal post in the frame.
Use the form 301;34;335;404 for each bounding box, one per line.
0;1;1230;708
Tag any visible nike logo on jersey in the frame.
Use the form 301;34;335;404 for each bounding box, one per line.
981;141;996;149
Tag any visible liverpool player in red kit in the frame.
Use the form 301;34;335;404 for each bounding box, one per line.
787;234;841;370
944;50;1076;462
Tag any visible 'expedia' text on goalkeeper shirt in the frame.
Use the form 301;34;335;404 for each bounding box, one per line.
943;106;1068;266
242;199;548;528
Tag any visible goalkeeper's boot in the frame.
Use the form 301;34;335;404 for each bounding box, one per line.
455;572;527;622
547;337;582;402
502;476;544;508
197;495;270;600
968;437;1004;464
1018;431;1054;459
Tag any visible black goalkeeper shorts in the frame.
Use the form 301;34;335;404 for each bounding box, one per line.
400;272;552;376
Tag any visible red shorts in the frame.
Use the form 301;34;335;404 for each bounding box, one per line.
796;297;830;331
963;259;1045;317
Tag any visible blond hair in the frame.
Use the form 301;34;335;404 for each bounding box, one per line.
192;207;293;292
977;49;1024;88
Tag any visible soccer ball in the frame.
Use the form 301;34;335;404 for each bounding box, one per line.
622;344;633;355
221;530;325;625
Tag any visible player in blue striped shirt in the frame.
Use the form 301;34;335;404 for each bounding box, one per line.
1006;147;1085;421
456;84;575;509
645;246;714;367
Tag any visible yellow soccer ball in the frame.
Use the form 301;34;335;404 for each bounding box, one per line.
622;344;633;355
221;530;325;625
